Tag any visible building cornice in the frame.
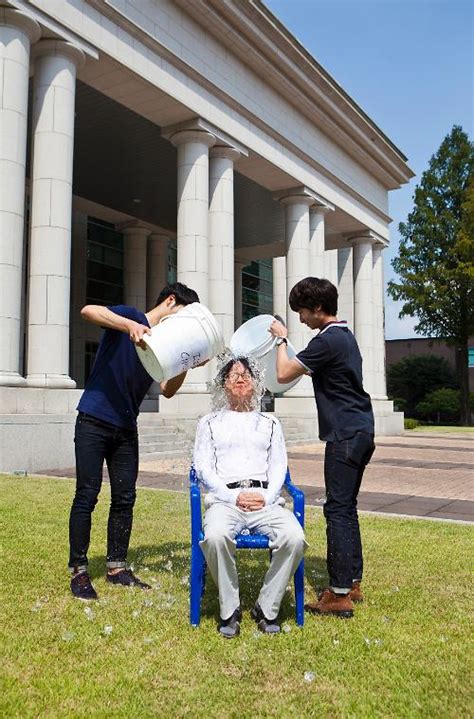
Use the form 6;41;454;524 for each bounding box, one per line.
76;0;395;225
173;0;414;189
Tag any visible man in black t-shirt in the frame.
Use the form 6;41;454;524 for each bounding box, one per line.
269;277;375;618
69;282;200;601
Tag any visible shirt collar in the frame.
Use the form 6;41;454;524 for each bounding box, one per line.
318;320;348;336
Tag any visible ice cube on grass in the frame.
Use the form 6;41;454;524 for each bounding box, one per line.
62;631;75;642
282;624;291;633
84;606;95;621
303;671;316;683
102;625;113;636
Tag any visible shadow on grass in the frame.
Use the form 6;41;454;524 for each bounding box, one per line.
89;541;329;621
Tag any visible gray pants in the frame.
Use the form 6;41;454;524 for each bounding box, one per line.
200;502;306;621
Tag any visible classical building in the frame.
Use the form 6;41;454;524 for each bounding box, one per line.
0;0;414;472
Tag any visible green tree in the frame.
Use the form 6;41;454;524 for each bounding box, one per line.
387;354;457;417
388;126;474;424
416;388;460;424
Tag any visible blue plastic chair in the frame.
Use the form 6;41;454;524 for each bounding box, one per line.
189;466;305;627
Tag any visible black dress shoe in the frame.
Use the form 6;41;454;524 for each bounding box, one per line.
70;571;98;601
106;569;151;589
251;603;280;634
218;607;242;639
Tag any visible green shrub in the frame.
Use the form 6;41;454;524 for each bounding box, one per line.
387;355;457;417
393;397;407;412
415;388;460;424
404;418;420;430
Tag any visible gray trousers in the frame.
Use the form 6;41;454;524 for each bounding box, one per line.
200;502;306;621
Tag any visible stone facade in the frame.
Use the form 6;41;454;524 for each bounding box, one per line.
0;0;413;472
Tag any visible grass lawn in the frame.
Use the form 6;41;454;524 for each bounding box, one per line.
1;474;472;718
409;425;474;434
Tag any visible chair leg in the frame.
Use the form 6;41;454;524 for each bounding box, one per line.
294;559;305;627
190;545;206;626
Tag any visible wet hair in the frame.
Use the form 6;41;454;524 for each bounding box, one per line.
217;356;255;386
155;282;199;307
289;277;338;315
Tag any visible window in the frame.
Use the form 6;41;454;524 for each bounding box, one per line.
84;341;99;383
242;259;273;322
168;241;177;284
86;218;124;306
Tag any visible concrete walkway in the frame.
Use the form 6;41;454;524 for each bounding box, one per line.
47;431;474;522
136;430;474;522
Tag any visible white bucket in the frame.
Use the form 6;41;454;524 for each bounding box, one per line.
136;303;225;382
229;314;301;394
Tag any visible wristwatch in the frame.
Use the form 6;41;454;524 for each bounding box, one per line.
275;337;288;346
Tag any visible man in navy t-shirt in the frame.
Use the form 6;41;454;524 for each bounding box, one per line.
69;282;199;600
269;277;375;618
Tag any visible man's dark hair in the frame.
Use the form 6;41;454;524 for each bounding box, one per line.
155;282;199;307
289;277;338;315
217;356;255;386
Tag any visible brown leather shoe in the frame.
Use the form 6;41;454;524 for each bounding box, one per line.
349;581;363;603
305;589;354;618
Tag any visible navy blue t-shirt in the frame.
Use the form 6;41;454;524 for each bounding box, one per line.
77;305;153;429
296;322;374;442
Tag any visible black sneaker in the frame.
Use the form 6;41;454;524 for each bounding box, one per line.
106;568;151;590
251;603;280;634
218;607;242;639
70;571;98;601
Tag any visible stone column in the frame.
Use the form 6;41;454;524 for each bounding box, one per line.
234;260;246;329
120;224;150;312
350;236;376;395
147;233;169;310
325;249;338;287
372;242;387;399
338;247;354;330
170;128;215;392
209;146;240;344
0;8;40;386
26;40;84;388
309;207;327;279
281;194;314;397
145;232;169;402
282;196;313;351
272;256;287;324
171;129;215;305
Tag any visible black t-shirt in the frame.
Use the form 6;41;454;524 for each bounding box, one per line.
296;321;374;442
77;305;153;429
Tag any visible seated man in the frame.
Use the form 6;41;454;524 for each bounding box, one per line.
193;357;306;638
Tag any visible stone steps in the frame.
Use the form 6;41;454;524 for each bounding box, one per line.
138;415;192;457
137;412;318;459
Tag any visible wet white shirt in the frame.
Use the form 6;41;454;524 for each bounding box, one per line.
193;410;288;506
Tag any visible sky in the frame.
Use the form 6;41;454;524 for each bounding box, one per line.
265;0;473;339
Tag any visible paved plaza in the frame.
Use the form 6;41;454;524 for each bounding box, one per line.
45;430;473;522
135;430;473;523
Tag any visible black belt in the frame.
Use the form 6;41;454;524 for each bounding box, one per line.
226;479;268;489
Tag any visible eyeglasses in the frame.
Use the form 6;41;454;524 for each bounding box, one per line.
227;371;252;382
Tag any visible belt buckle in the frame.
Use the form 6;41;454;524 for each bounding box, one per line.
241;479;251;489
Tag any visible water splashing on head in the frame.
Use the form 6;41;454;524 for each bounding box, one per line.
208;352;265;412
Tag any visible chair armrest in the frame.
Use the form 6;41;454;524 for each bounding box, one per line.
284;470;305;529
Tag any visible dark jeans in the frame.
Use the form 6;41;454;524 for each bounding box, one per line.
68;413;139;570
323;431;375;590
